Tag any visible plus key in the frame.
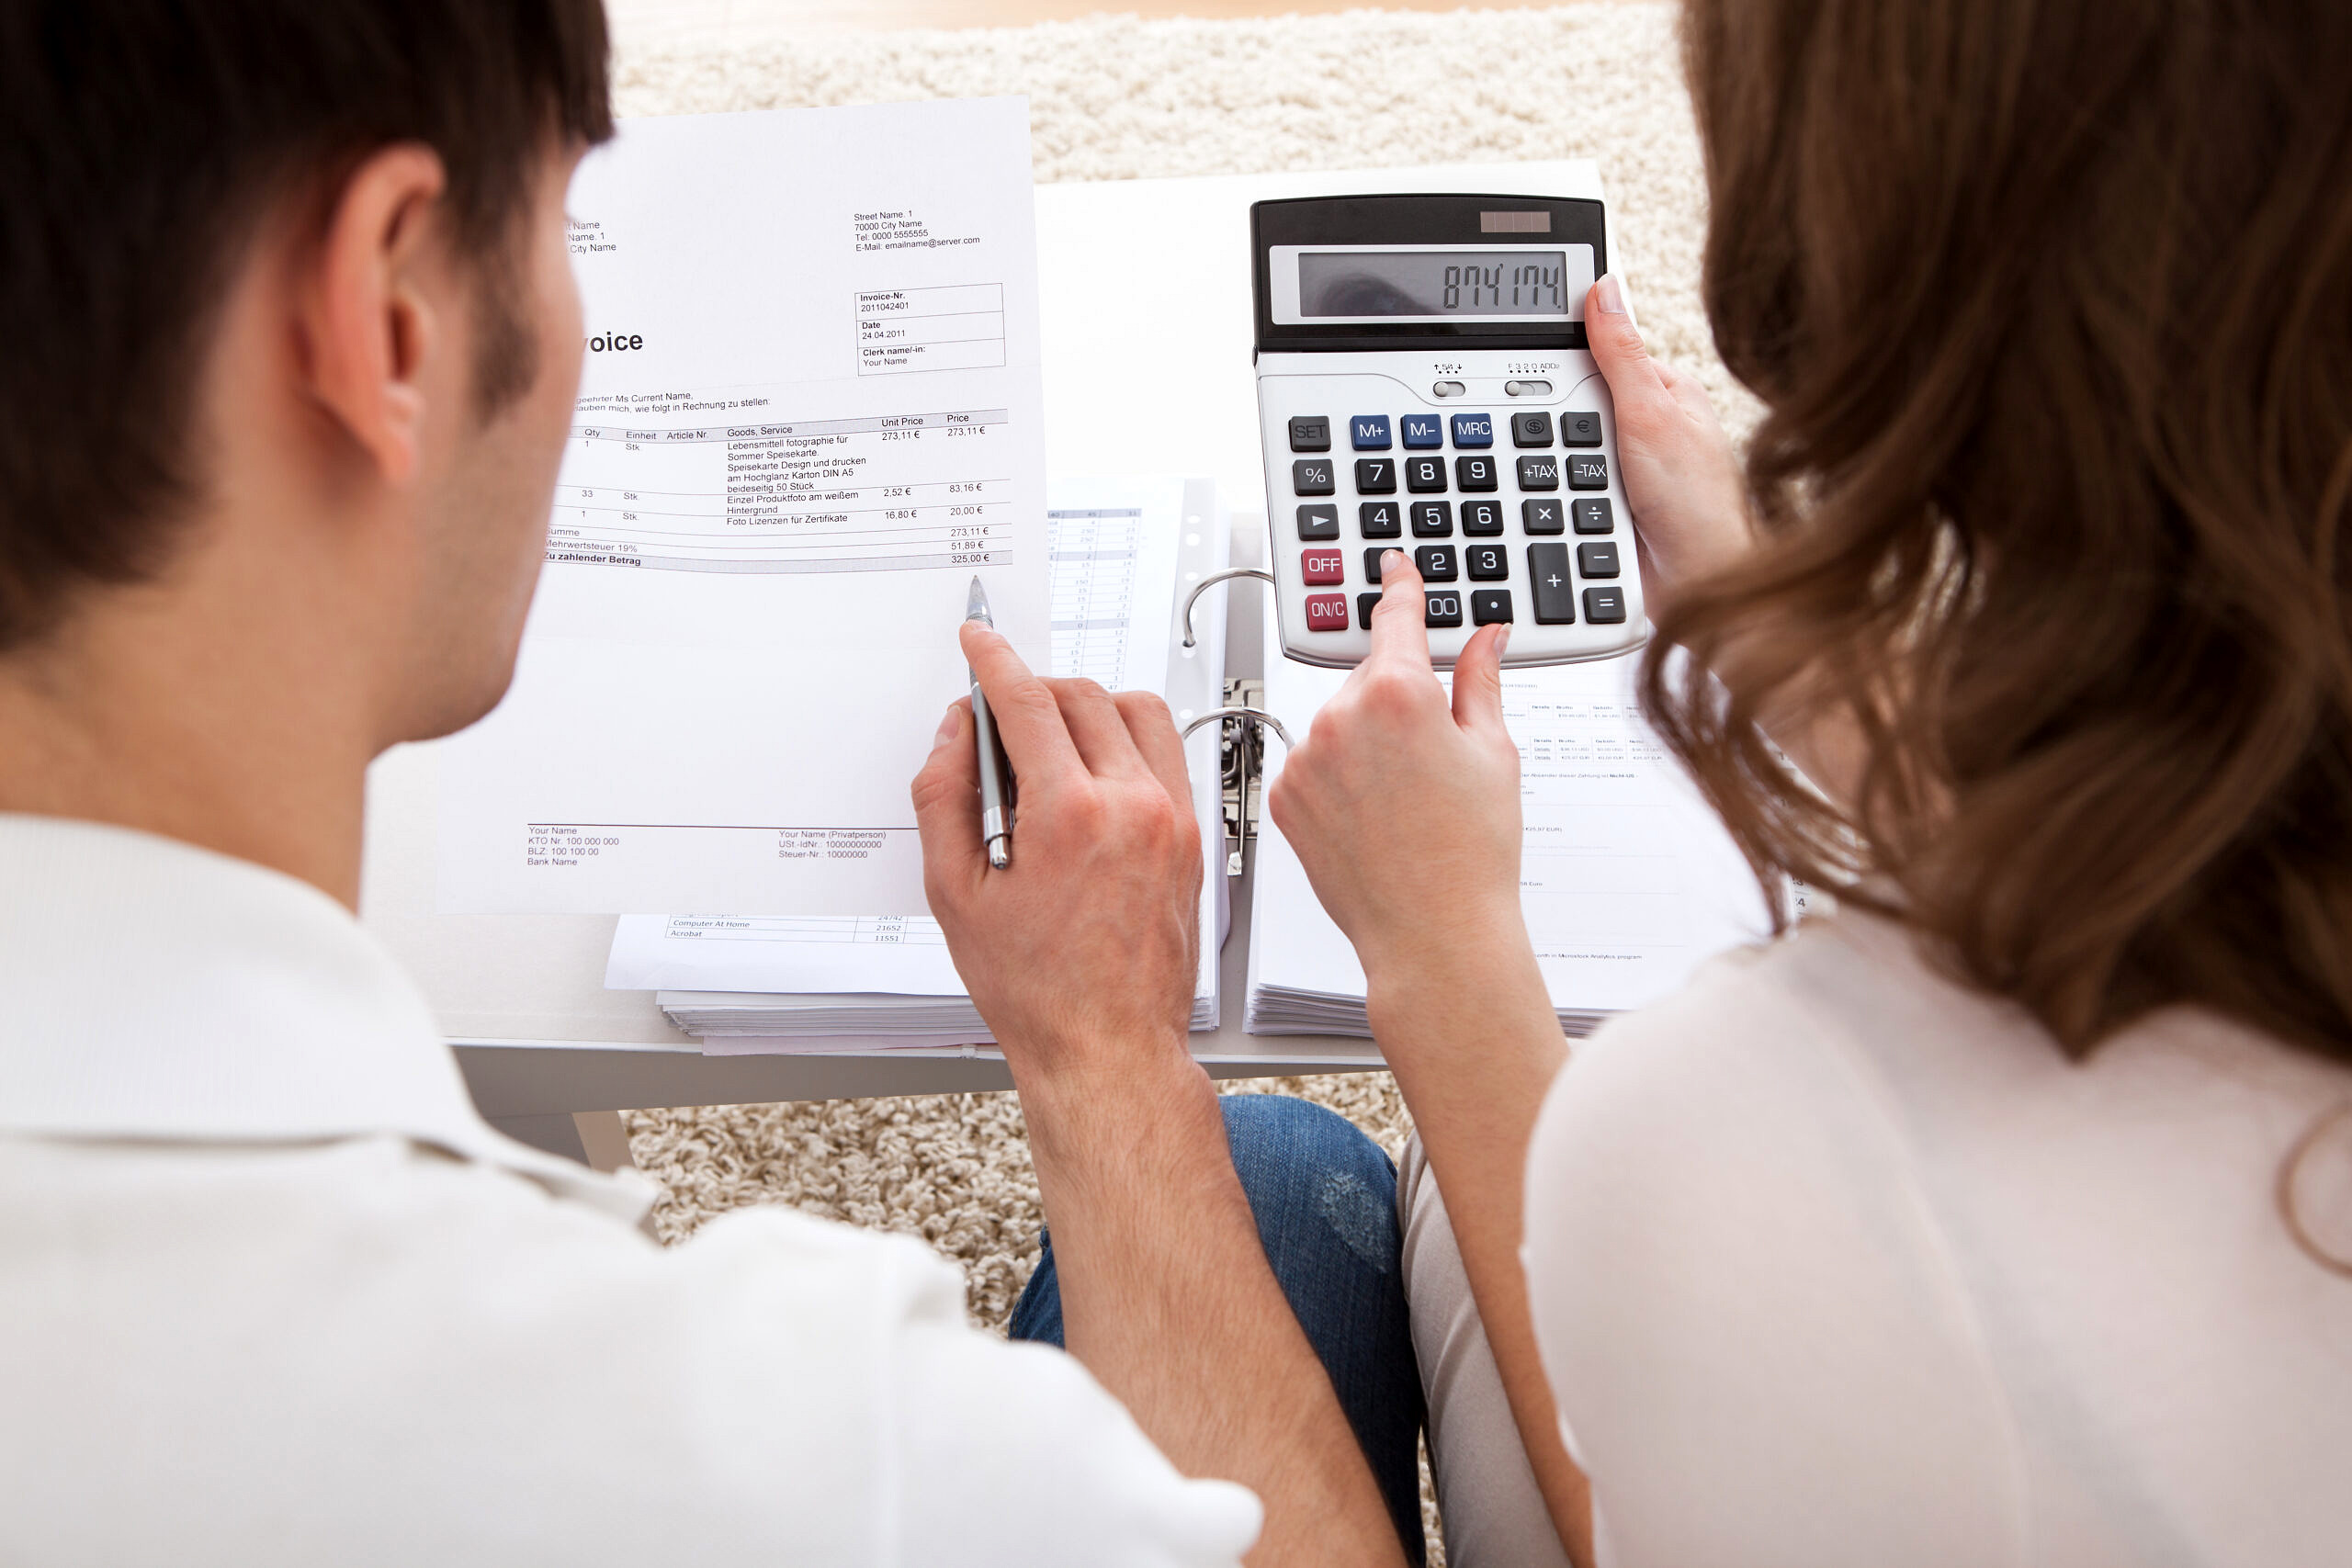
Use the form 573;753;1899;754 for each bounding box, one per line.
1528;542;1577;624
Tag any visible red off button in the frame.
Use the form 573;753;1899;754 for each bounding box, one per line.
1304;593;1349;631
1301;548;1344;585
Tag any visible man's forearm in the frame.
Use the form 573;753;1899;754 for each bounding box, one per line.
1016;1051;1407;1568
1366;933;1597;1568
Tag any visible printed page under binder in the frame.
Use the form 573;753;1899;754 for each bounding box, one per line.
435;98;1048;916
605;478;1223;1036
1247;595;1772;1034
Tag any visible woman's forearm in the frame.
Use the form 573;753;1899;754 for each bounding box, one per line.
1364;929;1597;1568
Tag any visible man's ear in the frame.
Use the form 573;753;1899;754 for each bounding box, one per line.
300;143;449;486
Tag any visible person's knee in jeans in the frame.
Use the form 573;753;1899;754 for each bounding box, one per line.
1012;1094;1427;1563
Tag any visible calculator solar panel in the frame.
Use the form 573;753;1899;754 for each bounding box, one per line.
1252;193;1645;669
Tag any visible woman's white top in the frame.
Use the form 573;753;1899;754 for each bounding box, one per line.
1522;910;2352;1568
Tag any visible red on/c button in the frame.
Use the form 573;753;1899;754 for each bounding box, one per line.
1304;593;1349;631
1301;548;1344;585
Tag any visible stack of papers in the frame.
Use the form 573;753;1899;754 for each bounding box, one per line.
604;478;1227;1051
658;961;1222;1049
1245;602;1773;1037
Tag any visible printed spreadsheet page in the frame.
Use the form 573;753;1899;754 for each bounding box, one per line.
435;97;1048;916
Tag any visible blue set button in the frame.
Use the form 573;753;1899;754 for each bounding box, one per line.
1351;414;1393;450
1400;414;1443;449
1450;412;1494;448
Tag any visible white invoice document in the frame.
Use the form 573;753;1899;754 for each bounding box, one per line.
435;98;1047;916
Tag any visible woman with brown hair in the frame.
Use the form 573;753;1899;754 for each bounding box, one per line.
1270;0;2352;1562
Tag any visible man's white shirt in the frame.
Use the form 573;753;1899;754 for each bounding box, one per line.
0;815;1260;1565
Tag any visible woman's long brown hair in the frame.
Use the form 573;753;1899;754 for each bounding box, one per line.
1651;0;2352;1057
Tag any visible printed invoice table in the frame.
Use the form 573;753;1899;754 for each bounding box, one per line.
361;162;1604;1154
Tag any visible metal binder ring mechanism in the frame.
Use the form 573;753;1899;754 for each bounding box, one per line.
1181;705;1293;748
1181;569;1274;651
1174;568;1292;876
1176;568;1293;749
1183;693;1290;879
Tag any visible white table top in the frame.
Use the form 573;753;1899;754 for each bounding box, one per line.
360;158;1600;1113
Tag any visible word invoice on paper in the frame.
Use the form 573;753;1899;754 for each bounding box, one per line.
433;97;1049;916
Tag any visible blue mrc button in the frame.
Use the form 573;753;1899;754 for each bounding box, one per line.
1400;414;1443;449
1450;412;1495;448
1350;414;1393;450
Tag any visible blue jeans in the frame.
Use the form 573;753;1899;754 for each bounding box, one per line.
1010;1094;1426;1563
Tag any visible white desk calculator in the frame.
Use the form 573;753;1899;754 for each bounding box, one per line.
1252;193;1645;668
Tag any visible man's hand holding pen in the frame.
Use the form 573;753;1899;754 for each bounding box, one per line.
911;615;1204;1102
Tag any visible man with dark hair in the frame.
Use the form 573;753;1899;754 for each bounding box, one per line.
0;3;1420;1562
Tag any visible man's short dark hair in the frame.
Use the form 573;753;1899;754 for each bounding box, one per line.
0;0;614;650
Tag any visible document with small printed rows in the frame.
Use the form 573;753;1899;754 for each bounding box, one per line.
435;97;1049;917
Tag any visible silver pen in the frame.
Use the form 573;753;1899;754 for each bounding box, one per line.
965;577;1014;869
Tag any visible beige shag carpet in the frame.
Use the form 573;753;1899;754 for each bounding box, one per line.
616;6;1725;1553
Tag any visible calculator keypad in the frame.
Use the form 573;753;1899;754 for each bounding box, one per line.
1270;389;1634;661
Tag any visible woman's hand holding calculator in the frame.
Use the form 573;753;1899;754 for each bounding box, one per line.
1580;274;1755;618
1584;275;1862;798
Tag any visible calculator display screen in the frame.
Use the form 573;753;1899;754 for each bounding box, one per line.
1295;249;1571;318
